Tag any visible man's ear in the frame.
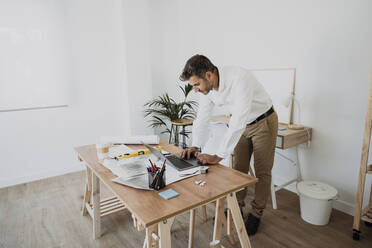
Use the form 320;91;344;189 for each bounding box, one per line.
205;71;212;80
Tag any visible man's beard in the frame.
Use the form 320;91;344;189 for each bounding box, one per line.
202;80;213;94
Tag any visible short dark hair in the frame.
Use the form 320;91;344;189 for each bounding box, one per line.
179;54;217;81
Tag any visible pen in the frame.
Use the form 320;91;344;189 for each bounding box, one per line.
149;159;157;171
153;159;167;189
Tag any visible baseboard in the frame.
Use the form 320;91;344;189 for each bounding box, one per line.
273;175;356;216
332;199;355;216
0;164;85;189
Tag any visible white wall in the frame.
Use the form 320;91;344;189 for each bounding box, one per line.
0;0;71;111
148;0;372;215
0;0;132;187
122;0;153;135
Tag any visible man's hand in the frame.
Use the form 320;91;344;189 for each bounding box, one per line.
196;153;223;165
180;147;199;160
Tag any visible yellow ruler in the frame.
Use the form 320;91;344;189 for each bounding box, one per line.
114;146;163;160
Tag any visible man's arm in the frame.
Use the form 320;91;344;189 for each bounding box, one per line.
191;94;214;149
215;76;255;159
181;94;213;159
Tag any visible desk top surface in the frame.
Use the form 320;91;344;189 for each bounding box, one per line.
75;140;257;227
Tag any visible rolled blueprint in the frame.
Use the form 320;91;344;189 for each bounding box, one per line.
100;135;160;145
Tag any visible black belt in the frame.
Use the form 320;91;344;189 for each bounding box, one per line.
248;107;274;125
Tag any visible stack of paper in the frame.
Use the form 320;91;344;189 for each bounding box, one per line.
101;144;200;190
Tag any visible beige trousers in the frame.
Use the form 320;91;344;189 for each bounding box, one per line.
232;111;278;218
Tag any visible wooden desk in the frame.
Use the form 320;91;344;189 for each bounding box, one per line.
75;140;258;247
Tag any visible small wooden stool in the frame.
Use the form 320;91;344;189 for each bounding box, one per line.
169;118;193;148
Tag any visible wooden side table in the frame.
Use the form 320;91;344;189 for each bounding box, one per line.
169;118;193;148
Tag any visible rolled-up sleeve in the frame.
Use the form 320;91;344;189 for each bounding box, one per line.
216;76;254;158
191;95;214;149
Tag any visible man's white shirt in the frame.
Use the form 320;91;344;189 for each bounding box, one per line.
191;66;273;158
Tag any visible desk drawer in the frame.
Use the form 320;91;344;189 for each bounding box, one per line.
277;128;312;150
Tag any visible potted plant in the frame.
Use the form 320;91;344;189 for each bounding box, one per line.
144;84;198;146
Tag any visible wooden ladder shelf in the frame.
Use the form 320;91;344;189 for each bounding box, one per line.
352;76;372;240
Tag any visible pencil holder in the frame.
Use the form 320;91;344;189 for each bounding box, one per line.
148;170;166;191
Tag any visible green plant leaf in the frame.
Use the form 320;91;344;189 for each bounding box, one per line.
143;83;198;140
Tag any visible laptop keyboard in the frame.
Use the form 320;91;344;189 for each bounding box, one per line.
166;155;195;170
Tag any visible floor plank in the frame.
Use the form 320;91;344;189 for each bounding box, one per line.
0;171;371;248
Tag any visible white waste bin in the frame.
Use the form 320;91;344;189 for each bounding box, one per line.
297;181;338;225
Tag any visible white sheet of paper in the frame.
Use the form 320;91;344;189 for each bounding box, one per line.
103;154;149;179
112;175;151;190
108;144;133;158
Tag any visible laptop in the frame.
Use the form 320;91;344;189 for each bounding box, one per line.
143;143;200;171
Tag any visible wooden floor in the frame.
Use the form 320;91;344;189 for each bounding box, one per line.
1;171;371;248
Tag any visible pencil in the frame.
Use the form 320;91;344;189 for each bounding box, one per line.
149;159;154;168
154;159;167;189
160;159;166;173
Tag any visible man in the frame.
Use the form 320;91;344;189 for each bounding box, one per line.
179;54;278;235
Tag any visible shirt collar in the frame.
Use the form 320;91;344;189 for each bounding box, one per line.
214;66;226;92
